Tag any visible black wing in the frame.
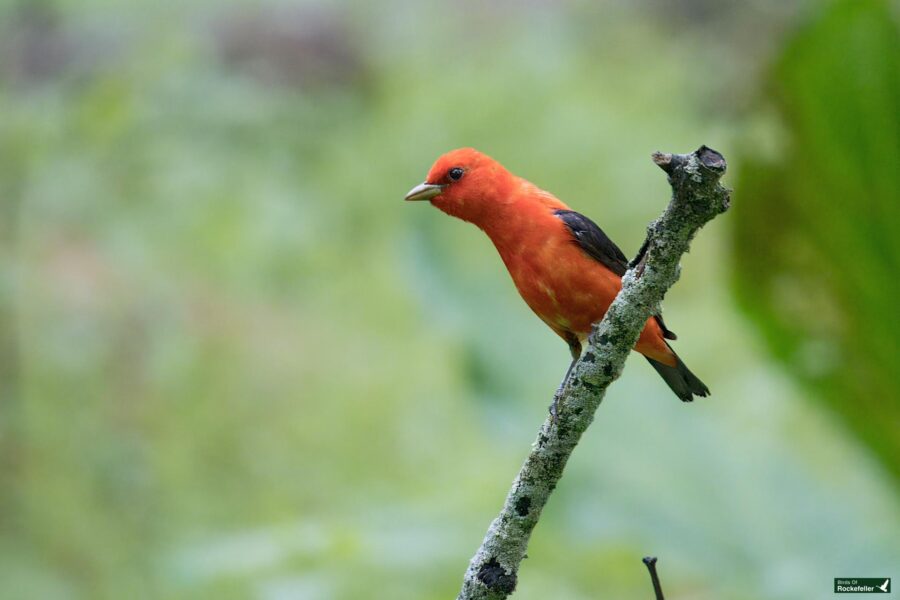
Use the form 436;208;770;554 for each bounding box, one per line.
554;209;677;340
554;209;628;276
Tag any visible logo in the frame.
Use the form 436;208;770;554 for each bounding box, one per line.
835;578;891;593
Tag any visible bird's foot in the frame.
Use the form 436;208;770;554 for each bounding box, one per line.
548;389;564;424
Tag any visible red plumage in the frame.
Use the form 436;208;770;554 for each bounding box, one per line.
406;148;708;401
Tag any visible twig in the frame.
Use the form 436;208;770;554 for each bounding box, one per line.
643;556;666;600
457;146;730;600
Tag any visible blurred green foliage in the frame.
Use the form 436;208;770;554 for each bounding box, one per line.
0;1;897;599
733;0;900;481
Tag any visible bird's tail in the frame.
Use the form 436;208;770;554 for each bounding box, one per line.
645;345;709;402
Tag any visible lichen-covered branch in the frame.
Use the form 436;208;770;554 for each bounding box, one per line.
457;146;730;600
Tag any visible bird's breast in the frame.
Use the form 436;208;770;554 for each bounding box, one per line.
494;224;622;337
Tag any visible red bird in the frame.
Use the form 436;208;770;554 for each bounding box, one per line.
405;148;708;402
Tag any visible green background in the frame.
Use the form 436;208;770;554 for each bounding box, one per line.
0;0;897;598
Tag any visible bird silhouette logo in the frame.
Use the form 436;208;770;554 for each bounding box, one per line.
878;578;890;592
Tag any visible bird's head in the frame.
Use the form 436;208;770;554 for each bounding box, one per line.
404;148;514;224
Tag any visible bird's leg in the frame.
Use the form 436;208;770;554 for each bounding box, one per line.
550;357;578;420
550;336;582;421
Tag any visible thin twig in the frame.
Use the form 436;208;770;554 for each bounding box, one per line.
457;146;730;600
643;556;666;600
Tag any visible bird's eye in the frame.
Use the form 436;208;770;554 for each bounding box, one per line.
448;167;464;182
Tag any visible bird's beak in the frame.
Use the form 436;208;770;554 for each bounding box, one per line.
404;182;445;202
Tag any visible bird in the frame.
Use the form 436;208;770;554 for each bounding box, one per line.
404;148;709;406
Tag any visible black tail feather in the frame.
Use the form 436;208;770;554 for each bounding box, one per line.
645;349;709;402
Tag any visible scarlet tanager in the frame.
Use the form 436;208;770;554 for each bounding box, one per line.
405;148;709;403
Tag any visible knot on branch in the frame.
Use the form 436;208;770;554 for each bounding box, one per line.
697;145;727;171
652;145;731;217
514;495;532;516
476;558;517;594
652;145;725;175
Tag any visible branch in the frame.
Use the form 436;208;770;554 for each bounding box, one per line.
643;556;666;600
457;146;730;600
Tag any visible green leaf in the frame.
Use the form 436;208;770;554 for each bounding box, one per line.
733;0;900;480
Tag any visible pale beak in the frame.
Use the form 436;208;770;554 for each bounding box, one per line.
404;182;445;201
